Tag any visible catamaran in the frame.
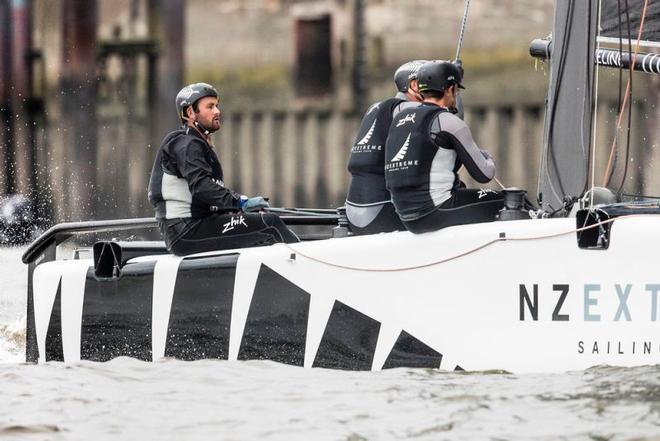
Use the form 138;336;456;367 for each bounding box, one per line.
21;0;660;372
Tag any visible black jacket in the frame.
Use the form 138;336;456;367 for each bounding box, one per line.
148;126;241;219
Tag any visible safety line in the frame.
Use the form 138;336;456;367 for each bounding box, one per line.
282;214;654;273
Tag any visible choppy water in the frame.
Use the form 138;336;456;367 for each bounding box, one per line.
1;247;659;440
0;246;27;364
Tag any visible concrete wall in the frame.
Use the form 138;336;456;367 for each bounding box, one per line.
19;0;660;222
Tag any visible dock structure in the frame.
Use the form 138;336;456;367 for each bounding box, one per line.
0;0;657;222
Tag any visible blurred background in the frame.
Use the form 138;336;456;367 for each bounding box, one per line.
0;0;657;225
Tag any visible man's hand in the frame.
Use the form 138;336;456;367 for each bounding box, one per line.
241;196;270;212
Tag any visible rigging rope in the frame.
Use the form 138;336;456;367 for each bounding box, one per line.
601;0;650;188
542;1;576;212
455;0;471;61
281;214;654;273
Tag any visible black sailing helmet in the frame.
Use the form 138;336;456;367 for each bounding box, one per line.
417;60;466;93
393;60;428;93
175;82;219;122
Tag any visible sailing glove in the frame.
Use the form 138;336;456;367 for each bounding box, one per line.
240;196;270;212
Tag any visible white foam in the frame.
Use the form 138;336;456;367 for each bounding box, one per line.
0;246;28;363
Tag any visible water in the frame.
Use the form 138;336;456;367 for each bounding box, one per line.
1;247;659;440
0;246;27;364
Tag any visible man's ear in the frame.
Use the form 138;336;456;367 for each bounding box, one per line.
185;106;195;121
409;79;418;93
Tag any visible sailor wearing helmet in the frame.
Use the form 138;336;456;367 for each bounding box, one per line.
344;60;428;235
148;82;298;256
385;60;504;233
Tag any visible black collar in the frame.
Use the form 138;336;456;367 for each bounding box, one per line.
184;124;211;145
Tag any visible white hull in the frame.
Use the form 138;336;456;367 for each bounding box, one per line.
29;216;660;372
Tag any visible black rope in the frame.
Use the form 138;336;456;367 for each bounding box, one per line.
617;0;623;122
582;0;595;196
545;0;575;208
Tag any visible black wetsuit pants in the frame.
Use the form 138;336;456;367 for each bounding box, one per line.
403;188;505;234
160;212;299;256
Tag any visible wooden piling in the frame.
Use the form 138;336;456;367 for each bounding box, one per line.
0;0;11;195
60;0;98;220
280;112;297;207
257;112;276;200
302;112;321;206
238;113;254;197
10;0;35;196
147;0;184;149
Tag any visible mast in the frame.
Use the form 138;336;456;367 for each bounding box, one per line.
537;0;599;213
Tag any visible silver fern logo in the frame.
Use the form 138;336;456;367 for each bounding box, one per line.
391;133;411;161
356;120;377;145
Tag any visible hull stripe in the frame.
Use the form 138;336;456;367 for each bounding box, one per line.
81;262;154;362
382;330;443;369
304;293;336;368
165;255;237;360
33;264;62;363
30;254;452;370
45;281;64;362
238;264;310;365
228;254;262;361
152;256;183;360
313;300;381;370
371;324;402;371
61;261;92;362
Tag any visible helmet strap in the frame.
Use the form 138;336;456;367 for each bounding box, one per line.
191;120;215;146
194;120;211;136
408;81;423;102
182;105;215;142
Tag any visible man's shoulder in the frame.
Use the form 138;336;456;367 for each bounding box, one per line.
362;96;405;117
163;128;207;151
431;110;469;137
392;100;421;118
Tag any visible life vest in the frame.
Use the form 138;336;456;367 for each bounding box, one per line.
385;103;454;221
346;97;404;205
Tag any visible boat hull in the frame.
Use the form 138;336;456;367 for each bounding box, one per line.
27;216;660;372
